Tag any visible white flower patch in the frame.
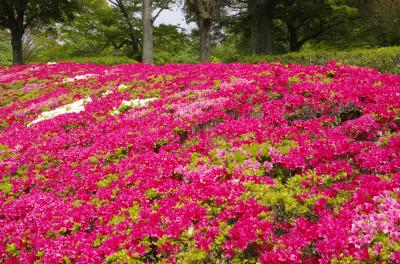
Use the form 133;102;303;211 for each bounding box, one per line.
28;97;92;127
111;98;158;115
63;74;97;84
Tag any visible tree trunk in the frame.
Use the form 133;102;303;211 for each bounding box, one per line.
11;29;24;65
131;36;139;52
249;0;274;55
288;25;300;52
198;19;211;62
142;0;153;64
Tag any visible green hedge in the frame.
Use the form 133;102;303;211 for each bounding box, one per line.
0;43;12;66
241;46;400;74
61;56;137;66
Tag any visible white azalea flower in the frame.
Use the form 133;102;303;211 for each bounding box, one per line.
63;74;96;84
28;97;92;127
111;98;158;115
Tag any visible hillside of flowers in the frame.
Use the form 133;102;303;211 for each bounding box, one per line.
0;62;399;263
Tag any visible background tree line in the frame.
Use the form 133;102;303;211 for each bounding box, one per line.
1;0;400;65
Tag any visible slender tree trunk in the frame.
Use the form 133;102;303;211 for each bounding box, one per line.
142;0;153;64
249;0;273;55
131;37;139;52
11;29;24;65
198;19;211;62
288;25;300;52
128;34;139;58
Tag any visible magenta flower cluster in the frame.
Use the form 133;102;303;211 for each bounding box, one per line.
0;62;399;263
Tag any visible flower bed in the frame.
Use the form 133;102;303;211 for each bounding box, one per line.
0;62;399;263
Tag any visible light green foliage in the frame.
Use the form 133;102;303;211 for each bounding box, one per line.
0;144;11;159
153;138;169;153
331;256;363;264
189;152;211;169
199;198;224;220
145;188;162;202
274;139;298;155
287;75;302;88
97;173;119;188
62;256;72;264
0;120;10;131
0;31;12;66
212;137;296;177
171;226;217;263
183;136;199;148
105;249;140;264
127;202;141;222
36;155;62;170
213;221;234;249
118;104;134;114
72;200;83;207
366;232;400;263
243;173;320;222
175;247;208;262
6;243;19;257
104;147;130;163
109;214;125;226
190;135;298;181
0;176;13;195
243;170;354;222
129;88;160;99
88;155;100;165
93;235;108;248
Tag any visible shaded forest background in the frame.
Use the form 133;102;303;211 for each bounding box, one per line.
0;0;400;67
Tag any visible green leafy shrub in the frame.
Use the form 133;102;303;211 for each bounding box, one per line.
241;46;400;74
0;39;12;66
62;56;137;65
154;50;198;65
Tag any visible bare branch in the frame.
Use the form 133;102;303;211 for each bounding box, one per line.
152;7;166;24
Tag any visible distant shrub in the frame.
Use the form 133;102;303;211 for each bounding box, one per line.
241;46;400;74
0;42;12;66
62;56;137;66
154;50;198;65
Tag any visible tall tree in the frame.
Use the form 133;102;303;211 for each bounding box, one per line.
275;0;356;52
61;0;119;56
109;0;142;56
142;0;153;63
185;0;225;62
367;0;400;46
248;0;276;55
0;0;78;64
110;0;171;61
142;0;171;63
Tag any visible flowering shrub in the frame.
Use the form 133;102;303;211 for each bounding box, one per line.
0;62;400;263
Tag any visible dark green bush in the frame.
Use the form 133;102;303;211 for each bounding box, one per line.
241;46;400;74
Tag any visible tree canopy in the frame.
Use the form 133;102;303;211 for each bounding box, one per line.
0;0;79;64
0;0;399;64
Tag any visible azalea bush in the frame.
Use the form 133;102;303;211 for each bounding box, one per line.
241;46;400;74
0;61;399;263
